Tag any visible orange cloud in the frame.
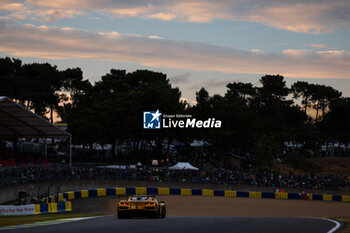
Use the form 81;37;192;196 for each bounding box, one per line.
309;44;327;48
108;6;152;17
2;0;349;34
0;3;26;11
250;4;331;34
148;12;176;21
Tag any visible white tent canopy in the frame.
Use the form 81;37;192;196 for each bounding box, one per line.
190;140;204;147
168;162;199;171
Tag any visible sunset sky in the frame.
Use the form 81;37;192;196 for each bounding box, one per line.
1;0;350;103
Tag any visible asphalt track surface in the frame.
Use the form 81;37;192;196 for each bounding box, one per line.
0;216;340;233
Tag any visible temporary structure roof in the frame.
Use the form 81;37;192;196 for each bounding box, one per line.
190;140;209;147
97;165;127;169
0;96;70;138
168;162;199;171
96;164;138;169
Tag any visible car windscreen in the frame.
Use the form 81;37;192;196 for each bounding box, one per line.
129;197;151;201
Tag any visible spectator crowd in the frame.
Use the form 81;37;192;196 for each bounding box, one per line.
1;164;349;192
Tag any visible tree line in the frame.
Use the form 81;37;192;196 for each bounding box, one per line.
1;57;349;164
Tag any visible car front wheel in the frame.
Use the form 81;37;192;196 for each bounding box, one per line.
161;206;166;218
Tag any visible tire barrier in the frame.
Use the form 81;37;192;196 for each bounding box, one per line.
47;187;350;203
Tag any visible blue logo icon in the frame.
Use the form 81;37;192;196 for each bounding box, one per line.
143;110;162;129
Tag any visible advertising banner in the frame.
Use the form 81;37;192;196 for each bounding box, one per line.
0;204;36;216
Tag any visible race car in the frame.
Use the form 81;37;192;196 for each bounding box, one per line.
117;195;166;219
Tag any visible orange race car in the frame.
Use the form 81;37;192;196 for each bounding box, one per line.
117;195;166;219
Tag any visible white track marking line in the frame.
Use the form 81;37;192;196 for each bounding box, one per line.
299;217;342;233
318;218;341;233
0;216;101;230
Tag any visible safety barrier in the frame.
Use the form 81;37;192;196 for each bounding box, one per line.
47;187;350;203
35;201;72;214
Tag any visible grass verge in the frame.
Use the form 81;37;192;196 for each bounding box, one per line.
334;217;350;233
0;212;107;227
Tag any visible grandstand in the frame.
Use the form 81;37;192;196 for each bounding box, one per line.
0;96;71;167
